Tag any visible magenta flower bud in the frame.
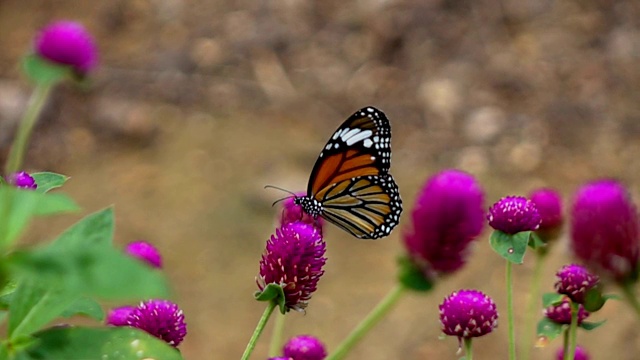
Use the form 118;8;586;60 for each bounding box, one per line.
125;241;162;269
126;299;187;347
488;196;541;234
105;306;134;326
529;188;563;232
257;222;327;312
544;298;589;325
556;346;590;360
7;171;37;189
34;20;98;74
281;192;324;233
283;335;327;360
402;170;485;276
439;289;498;341
570;180;640;282
554;264;599;304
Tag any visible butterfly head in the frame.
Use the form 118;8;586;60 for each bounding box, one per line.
294;196;323;219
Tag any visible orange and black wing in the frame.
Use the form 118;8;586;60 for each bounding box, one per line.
316;174;402;239
306;106;392;197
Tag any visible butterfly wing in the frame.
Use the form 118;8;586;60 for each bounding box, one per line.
306;106;392;196
317;174;402;239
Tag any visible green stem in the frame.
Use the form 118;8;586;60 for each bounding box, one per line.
521;252;545;360
620;281;640;321
506;260;517;360
565;302;578;360
241;301;277;360
464;337;473;360
268;311;286;357
327;284;406;360
562;328;568;360
5;83;53;175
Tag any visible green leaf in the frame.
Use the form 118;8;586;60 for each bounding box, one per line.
489;230;531;264
579;319;606;331
31;172;69;193
48;208;114;251
542;293;565;308
397;255;435;292
61;297;104;321
255;283;287;314
583;286;606;312
0;187;79;248
8;279;78;340
22;54;72;85
0;281;19;309
528;232;546;250
536;317;564;342
20;326;184;360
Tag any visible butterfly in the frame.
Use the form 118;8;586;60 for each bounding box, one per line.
292;106;402;239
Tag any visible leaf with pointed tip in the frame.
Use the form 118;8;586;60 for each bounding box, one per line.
489;230;531;264
31;172;69;193
542;293;565;308
255;283;287;314
584;287;605;312
61;297;104;321
22;54;72;85
579;319;606;331
397;255;434;292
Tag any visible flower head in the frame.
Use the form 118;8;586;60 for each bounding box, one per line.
554;264;599;304
7;171;37;189
488;196;541;234
283;335;327;360
570;180;640;282
403;170;485;277
105;306;134;326
257;222;326;312
556;346;590;360
529;188;563;232
34;20;98;74
544;298;589;325
281;192;324;233
125;241;162;269
439;289;498;341
126;299;187;347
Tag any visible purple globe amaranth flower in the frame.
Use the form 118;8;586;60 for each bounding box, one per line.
281;192;324;233
35;20;98;74
439;289;498;341
283;335;327;360
105;306;135;326
402;170;485;277
554;264;599;304
556;346;590;360
530;188;563;241
488;196;541;234
7;171;37;189
126;299;187;347
544;298;590;325
257;222;327;312
125;240;162;269
570;180;640;282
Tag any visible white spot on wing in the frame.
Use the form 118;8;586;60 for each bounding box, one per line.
363;139;373;148
341;128;361;142
346;129;373;145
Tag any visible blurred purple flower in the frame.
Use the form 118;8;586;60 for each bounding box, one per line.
125;240;162;269
556;346;590;360
34;20;98;74
544;298;589;325
402;170;485;277
439;289;498;341
257;222;326;312
7;171;37;189
570;180;640;282
529;188;563;241
281;192;324;233
488;196;541;234
554;264;599;304
126;299;187;347
283;335;327;360
105;306;134;326
269;358;293;360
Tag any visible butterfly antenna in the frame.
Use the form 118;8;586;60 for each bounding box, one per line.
264;185;298;207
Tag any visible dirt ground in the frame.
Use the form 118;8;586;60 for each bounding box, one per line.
1;0;639;359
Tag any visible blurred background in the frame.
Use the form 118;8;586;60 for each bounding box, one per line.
1;0;639;359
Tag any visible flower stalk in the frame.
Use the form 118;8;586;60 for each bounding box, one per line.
620;281;640;321
242;301;277;360
268;312;286;357
506;260;517;360
565;302;579;360
327;284;406;360
464;338;473;360
522;251;545;360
